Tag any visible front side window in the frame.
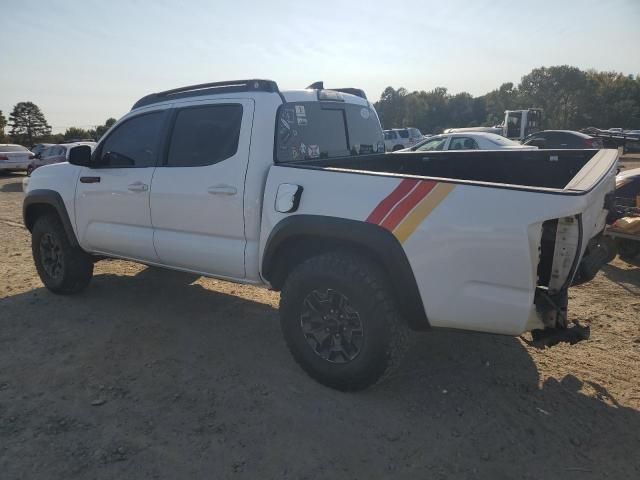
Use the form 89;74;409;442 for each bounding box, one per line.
276;102;383;162
449;137;479;150
167;104;243;167
415;137;446;151
97;112;164;168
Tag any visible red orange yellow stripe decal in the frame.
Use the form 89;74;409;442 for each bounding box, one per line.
365;179;418;224
367;180;455;243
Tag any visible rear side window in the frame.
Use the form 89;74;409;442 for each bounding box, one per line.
98;112;164;168
276;102;384;162
384;131;397;140
167;104;243;167
449;137;479;150
398;129;409;138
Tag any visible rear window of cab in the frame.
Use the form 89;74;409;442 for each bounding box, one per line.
275;102;384;162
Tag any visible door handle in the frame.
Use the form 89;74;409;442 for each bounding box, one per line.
127;182;149;192
80;176;100;183
207;184;237;195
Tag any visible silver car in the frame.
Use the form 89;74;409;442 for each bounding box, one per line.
28;142;96;175
0;144;34;173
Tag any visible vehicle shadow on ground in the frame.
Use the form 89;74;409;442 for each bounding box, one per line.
0;266;638;479
601;259;640;291
0;180;23;193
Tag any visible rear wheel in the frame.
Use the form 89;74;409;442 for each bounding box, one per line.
32;214;94;294
392;144;404;152
280;251;409;391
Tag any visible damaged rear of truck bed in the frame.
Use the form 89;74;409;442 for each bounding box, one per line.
261;148;618;336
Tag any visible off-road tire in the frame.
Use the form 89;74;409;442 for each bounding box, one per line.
32;214;93;294
280;251;410;391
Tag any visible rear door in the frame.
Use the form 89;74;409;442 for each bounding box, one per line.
150;99;254;278
75;110;167;261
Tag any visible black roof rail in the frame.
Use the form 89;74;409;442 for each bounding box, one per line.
305;81;367;100
131;79;280;110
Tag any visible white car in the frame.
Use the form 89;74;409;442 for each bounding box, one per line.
383;128;424;151
24;79;616;391
397;132;537;152
28;142;97;175
0;144;35;173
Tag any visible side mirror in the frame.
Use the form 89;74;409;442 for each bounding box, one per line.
68;145;92;167
34;152;41;159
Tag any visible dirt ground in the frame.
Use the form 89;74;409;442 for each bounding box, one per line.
0;172;639;480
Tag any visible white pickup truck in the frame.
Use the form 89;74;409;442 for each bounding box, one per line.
23;79;617;390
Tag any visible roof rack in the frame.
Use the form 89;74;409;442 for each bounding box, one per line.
131;79;280;110
306;81;367;100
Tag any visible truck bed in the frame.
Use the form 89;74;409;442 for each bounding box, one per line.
286;149;614;192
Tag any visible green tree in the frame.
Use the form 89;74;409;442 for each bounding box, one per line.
8;102;52;145
519;66;588;129
90;117;117;140
0;110;6;142
63;127;92;141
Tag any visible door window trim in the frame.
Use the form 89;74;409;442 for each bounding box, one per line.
92;110;169;169
160;102;245;168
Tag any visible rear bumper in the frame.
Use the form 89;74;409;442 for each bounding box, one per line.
0;161;30;171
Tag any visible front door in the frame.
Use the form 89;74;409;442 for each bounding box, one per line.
75;109;167;262
150;99;254;278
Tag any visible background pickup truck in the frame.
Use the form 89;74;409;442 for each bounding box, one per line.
23;79;617;391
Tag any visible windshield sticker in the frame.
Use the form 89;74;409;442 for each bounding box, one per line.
295;105;307;125
300;143;307;155
360;108;370;119
359;144;374;154
308;144;320;158
283;109;295;123
291;146;299;160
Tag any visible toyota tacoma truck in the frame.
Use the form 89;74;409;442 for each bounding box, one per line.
23;79;617;390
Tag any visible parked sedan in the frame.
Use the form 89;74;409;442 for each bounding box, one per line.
396;132;537;152
522;130;604;149
27;142;96;175
0;144;35;173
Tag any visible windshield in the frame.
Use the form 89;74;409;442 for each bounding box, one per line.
484;134;520;146
415;137;446;151
276;102;384;162
0;145;29;152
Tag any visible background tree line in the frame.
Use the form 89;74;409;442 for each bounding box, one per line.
0;101;115;146
374;65;640;133
2;65;639;146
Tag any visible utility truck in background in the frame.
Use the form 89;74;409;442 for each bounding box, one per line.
23;79;616;390
503;108;543;140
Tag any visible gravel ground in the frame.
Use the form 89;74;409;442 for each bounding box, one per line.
1;172;639;479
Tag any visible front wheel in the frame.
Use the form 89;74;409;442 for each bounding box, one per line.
32;214;94;294
280;251;409;391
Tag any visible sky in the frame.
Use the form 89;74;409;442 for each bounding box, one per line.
2;0;640;134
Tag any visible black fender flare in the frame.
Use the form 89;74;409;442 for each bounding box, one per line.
23;189;80;247
262;215;429;330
